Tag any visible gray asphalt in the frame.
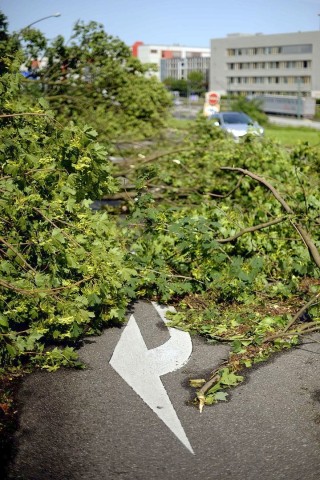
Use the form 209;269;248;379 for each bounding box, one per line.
268;116;320;129
7;300;320;480
173;104;320;129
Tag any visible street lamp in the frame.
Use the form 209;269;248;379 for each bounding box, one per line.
23;13;61;30
17;13;61;76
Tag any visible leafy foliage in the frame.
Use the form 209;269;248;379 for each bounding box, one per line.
229;95;269;126
1;11;320;417
116;115;320;406
0;62;137;371
164;71;207;97
16;20;172;142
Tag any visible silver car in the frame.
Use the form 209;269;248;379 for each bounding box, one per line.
210;111;264;141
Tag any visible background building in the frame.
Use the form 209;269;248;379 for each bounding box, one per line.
132;41;210;81
159;56;210;82
210;31;320;98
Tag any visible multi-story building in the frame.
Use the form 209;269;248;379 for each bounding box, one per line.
210;31;320;98
159;56;210;83
132;41;210;81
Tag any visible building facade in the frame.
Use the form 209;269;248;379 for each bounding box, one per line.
210;31;320;98
132;42;210;80
159;56;210;82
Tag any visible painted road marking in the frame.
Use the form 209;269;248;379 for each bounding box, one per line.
109;302;194;454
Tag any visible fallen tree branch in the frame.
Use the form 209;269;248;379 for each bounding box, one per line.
196;372;221;414
0;276;93;295
216;216;286;243
221;167;320;269
195;321;320;412
193;167;320;412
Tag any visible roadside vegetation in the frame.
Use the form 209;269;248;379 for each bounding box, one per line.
169;116;320;146
265;125;320;146
1;10;320;445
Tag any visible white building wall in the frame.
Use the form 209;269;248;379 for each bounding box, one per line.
210;31;320;98
135;44;210;80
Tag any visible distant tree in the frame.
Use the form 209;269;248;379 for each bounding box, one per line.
6;18;172;141
164;71;207;98
0;12;21;75
187;71;207;96
230;95;269;125
163;77;188;97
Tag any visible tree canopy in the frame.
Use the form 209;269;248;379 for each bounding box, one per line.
10;19;172;142
163;71;207;97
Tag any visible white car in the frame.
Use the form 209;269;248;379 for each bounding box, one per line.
210;111;264;141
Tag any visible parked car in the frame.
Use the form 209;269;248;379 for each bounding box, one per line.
210;111;264;141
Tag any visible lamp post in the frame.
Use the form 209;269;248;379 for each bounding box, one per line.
17;13;61;78
22;13;61;30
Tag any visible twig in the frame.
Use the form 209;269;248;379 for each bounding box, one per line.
196;370;223;413
32;207;81;248
0;113;47;118
140;267;205;284
25;167;63;176
283;292;320;332
208;176;244;199
0;276;93;295
216;217;286;243
0;236;37;274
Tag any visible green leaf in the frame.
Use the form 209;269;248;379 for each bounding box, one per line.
214;391;229;402
0;314;9;328
220;368;244;386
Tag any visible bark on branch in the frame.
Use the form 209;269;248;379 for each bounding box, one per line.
0;113;47;118
0;276;93;295
216;217;286;243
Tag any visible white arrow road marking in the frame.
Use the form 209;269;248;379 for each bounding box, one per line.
109;302;194;454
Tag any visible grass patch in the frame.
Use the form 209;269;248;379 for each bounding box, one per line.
265;125;320;146
169;115;320;147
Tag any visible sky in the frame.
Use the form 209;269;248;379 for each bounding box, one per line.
2;0;320;48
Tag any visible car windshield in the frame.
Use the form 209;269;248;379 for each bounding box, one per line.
222;113;252;125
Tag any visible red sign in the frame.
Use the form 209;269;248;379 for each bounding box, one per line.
208;91;220;106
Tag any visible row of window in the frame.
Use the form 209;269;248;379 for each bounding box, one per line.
164;58;210;67
227;76;311;85
229;90;310;97
227;44;313;56
227;60;311;70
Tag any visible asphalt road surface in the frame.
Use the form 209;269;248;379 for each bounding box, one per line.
6;301;320;480
268;116;320;129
